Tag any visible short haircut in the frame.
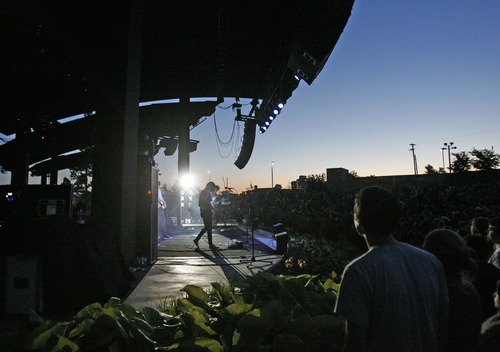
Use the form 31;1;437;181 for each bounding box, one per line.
488;217;500;244
471;217;489;236
464;234;494;261
354;186;400;237
424;229;471;277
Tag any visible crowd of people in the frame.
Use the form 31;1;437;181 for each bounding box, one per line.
334;186;500;352
226;180;499;351
157;177;500;350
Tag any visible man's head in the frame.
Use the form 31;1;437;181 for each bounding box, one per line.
423;229;469;273
470;216;489;236
354;186;400;237
464;234;494;261
488;217;500;244
206;181;217;191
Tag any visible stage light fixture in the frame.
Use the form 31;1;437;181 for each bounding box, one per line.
278;102;284;109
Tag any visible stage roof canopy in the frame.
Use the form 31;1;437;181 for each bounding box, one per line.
0;0;354;173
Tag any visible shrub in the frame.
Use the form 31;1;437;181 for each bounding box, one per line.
13;272;346;351
271;235;362;277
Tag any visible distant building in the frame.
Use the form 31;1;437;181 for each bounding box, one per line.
291;175;307;191
325;167;500;193
326;168;353;193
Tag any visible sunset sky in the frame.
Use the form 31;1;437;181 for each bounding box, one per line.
158;0;500;192
1;0;499;193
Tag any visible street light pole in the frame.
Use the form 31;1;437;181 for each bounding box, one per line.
440;147;446;171
444;142;457;173
409;143;418;175
271;161;275;188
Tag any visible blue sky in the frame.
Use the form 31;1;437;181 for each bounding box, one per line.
2;0;500;193
169;0;500;192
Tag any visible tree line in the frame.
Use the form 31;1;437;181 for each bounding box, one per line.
425;147;500;174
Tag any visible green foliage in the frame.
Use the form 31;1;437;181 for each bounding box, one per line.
277;236;362;277
16;273;346;351
19;297;188;352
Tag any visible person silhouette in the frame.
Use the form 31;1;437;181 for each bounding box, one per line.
424;229;482;352
335;186;449;352
479;280;500;352
464;234;500;320
157;181;170;240
193;181;218;250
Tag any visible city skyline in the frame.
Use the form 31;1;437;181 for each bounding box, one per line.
1;0;499;193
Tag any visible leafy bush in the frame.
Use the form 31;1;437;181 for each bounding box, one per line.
272;235;362;277
12;272;345;351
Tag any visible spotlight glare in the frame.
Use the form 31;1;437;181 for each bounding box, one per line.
273;109;279;115
265;121;270;126
278;102;284;109
269;116;274;121
179;174;195;190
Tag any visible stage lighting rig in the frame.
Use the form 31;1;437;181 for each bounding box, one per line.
258;99;287;134
233;98;260;122
257;69;300;134
233;101;243;121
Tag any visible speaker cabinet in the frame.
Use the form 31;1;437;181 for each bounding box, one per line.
234;119;257;170
275;232;289;255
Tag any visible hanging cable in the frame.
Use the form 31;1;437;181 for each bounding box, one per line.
213;109;237;158
213;110;236;147
212;100;251;160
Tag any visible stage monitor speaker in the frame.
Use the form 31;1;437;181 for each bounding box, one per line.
234;119;257;170
4;256;41;314
275;232;289;255
273;222;285;234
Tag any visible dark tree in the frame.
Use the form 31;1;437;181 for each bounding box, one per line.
425;164;438;174
469;147;500;171
305;173;328;193
451;151;472;173
70;165;92;193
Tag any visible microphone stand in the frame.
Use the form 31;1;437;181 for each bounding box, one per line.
240;217;274;268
